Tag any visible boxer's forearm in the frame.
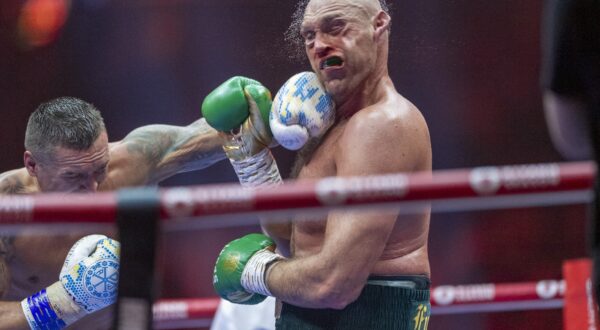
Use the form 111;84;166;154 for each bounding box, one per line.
0;302;29;330
266;254;349;309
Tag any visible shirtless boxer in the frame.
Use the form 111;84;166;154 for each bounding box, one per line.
0;96;226;329
209;0;433;328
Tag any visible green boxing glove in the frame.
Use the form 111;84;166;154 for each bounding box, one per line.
201;77;282;187
201;76;272;134
213;233;283;305
201;76;273;161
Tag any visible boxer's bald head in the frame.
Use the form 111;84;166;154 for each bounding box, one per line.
285;0;391;103
305;0;383;18
285;0;390;62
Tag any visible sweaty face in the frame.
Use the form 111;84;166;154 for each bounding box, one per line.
34;132;110;193
301;0;379;102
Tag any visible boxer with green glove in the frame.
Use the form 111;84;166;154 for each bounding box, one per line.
213;233;284;305
201;77;282;187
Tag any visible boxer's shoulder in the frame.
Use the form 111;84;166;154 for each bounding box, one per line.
343;94;427;141
335;95;430;172
0;168;37;194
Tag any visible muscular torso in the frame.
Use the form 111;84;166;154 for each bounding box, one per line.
290;99;431;277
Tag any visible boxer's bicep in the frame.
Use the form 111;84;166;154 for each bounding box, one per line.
153;119;225;176
109;120;224;185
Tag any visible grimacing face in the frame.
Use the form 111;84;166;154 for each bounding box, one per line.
26;131;110;193
301;0;381;102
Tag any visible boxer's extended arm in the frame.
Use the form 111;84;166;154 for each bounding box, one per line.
104;118;225;187
266;105;432;309
201;77;293;251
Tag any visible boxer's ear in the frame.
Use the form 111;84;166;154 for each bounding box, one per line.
24;151;38;177
373;11;390;40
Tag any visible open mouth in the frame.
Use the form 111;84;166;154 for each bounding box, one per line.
319;56;344;70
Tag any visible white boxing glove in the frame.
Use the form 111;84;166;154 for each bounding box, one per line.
21;235;120;329
270;72;335;150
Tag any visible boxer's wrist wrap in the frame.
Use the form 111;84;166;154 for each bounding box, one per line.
229;148;282;187
21;289;66;330
240;249;282;297
21;282;85;330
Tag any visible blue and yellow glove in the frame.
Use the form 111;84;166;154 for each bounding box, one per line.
270;72;335;150
21;235;120;329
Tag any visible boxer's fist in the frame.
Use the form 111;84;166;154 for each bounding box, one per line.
213;233;282;305
202;77;273;161
21;235;120;329
270;72;335;150
60;236;120;312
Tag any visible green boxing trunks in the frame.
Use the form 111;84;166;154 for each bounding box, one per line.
276;275;431;330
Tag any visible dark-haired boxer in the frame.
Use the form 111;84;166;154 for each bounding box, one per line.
0;96;227;329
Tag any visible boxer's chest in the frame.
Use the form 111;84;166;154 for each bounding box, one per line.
292;124;345;254
6;235;77;298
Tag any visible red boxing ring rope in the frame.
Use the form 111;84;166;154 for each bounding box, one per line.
0;162;586;328
152;279;565;329
0;161;594;225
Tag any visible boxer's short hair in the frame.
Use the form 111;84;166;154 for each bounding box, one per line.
285;0;390;63
25;97;106;158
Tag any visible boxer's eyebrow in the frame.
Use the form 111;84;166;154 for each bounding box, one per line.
301;15;345;40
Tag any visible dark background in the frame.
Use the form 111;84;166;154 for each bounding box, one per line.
0;0;588;329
